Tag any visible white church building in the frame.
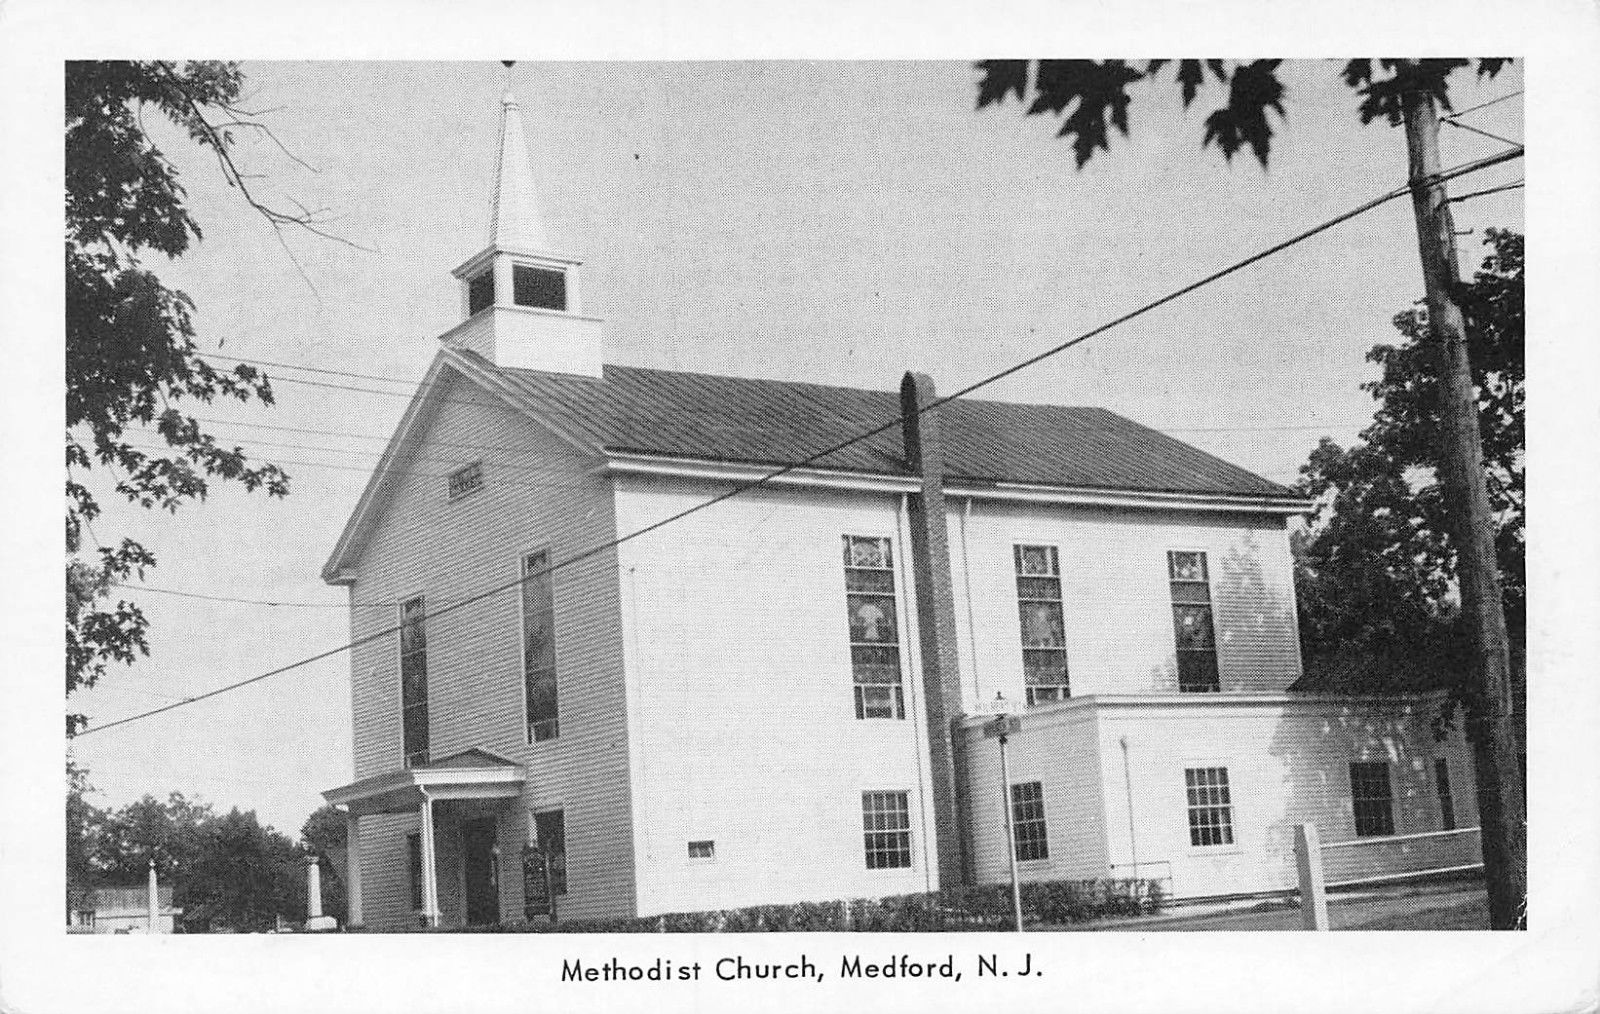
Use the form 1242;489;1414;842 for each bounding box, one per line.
321;83;1481;929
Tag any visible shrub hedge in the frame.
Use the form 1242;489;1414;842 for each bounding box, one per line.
385;876;1162;933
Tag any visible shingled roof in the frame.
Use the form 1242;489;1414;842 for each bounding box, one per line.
478;355;1297;499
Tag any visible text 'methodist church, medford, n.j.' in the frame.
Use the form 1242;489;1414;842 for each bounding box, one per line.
319;78;1481;930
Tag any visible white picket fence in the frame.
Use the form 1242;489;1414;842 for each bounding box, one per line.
1294;823;1483;930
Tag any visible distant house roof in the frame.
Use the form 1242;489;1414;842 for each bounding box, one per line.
483;356;1298;498
90;886;178;916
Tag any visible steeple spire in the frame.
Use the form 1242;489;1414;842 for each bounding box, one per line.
442;62;605;378
488;84;550;251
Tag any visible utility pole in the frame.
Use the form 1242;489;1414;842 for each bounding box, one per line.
1401;84;1526;930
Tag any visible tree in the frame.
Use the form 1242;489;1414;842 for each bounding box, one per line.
975;58;1525;927
87;789;305;932
65;761;98;920
1295;230;1524;699
66;60;304;735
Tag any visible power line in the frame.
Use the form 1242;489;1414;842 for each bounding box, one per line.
74;144;1522;739
1449;89;1522;119
111;581;367;609
1441;117;1521;149
1449;179;1524;204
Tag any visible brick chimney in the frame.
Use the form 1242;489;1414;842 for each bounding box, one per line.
900;371;970;889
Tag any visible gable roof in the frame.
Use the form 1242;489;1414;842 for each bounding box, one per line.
482;353;1297;498
323;348;1303;582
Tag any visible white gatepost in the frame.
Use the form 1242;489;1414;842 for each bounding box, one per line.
305;855;338;931
146;858;158;934
344;811;363;929
1294;822;1330;931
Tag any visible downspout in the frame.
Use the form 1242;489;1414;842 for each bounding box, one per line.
898;493;933;896
960;497;980;701
1119;735;1139;878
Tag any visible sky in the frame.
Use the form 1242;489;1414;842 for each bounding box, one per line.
58;59;1531;838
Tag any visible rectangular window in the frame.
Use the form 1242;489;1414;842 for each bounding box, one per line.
406;832;423;911
447;461;485;501
1010;781;1050;861
467;269;495;315
521;550;559;742
513;264;567;311
1014;545;1069;705
687;840;715;861
399;595;429;767
533;810;567;896
1168;551;1219;692
843;536;904;720
1350;762;1395;837
861;791;912;869
1434;758;1457;831
1185;767;1235;846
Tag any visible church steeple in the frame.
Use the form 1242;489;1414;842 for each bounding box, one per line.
488;88;549;251
443;65;604;377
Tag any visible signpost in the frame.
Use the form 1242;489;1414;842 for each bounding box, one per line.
981;697;1025;933
522;844;553;921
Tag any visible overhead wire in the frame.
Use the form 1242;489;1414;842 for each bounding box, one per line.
74;143;1524;738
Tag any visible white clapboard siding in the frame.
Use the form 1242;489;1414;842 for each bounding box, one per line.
341;367;635;928
613;478;942;915
1093;695;1480;899
961;704;1110;886
949;501;1302;704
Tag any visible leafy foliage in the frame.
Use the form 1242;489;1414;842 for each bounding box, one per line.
65;61;293;734
976;58;1509;168
73;781;309;932
1294;230;1524;702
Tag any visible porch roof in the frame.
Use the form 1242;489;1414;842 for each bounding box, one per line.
322;748;525;817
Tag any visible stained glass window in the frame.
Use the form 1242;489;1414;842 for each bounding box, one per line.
399;595;429;767
1168;551;1219;692
1014;545;1068;704
523;550;559;742
843;535;903;719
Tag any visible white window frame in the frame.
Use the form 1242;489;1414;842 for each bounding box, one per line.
842;534;907;721
1012;542;1070;706
1009;779;1051;863
517;548;560;744
860;790;915;871
686;840;716;864
1167;548;1220;693
1181;762;1239;851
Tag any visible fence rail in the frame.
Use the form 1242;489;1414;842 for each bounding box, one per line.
1294;823;1483;929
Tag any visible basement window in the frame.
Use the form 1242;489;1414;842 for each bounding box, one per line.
448;461;485;502
467;269;495;315
687;840;716;862
513;264;567;311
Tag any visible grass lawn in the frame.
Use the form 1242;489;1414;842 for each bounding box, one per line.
1087;880;1490;932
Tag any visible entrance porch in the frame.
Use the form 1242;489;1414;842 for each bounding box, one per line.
324;748;524;928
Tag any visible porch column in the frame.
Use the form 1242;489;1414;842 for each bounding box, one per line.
344;811;363;928
419;789;440;927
